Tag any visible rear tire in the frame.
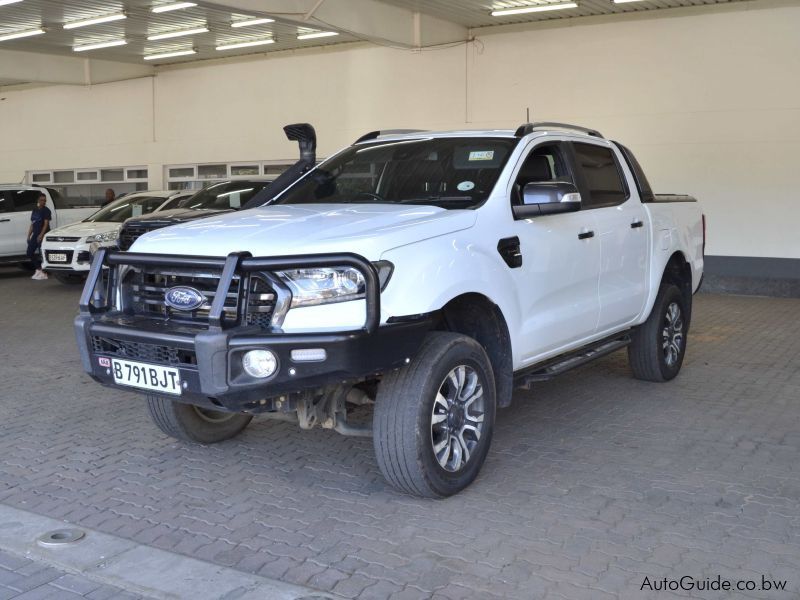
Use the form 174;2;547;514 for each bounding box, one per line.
373;332;496;498
628;284;688;382
146;395;252;443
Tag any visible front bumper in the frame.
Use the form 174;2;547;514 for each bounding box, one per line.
42;240;111;272
75;248;431;412
75;314;430;411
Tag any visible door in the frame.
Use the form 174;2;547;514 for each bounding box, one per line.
569;142;648;332
508;141;601;365
0;189;40;257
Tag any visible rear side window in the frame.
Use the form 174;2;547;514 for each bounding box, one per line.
572;143;628;209
613;142;655;202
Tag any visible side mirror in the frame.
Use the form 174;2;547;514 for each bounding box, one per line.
512;181;582;219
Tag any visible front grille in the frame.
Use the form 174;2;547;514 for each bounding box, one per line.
92;336;197;366
245;276;277;328
45;249;74;264
46;235;80;242
126;267;239;323
122;268;277;328
119;224;162;251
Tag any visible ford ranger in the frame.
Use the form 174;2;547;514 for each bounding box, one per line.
75;122;705;498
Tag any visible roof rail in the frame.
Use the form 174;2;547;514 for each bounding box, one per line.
514;122;604;139
354;129;428;144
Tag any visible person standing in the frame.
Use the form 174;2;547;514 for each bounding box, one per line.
28;193;51;280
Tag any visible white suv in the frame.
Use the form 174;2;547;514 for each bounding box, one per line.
42;190;193;283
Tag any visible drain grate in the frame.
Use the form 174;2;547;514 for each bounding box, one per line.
37;529;86;547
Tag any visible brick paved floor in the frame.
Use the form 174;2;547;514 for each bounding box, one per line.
0;549;145;600
0;269;798;599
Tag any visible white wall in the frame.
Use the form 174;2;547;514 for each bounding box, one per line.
1;1;797;259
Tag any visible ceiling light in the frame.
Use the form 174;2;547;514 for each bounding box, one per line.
296;31;338;40
63;13;126;29
144;48;196;60
491;2;578;16
216;38;274;51
0;27;45;42
612;0;646;2
152;2;197;12
0;0;25;6
74;39;127;51
147;26;208;40
231;17;275;28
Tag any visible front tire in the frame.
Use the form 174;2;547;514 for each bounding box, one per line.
373;332;496;498
146;395;252;443
628;284;689;382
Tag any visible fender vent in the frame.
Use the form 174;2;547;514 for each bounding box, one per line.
497;237;522;268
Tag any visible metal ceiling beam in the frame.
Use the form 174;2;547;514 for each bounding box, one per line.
204;0;468;48
0;49;153;86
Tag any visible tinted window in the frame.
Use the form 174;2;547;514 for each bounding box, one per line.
0;190;38;212
572;143;628;208
180;181;270;210
11;190;42;212
47;188;70;210
613;141;654;202
513;143;574;205
276;137;517;209
85;195;169;223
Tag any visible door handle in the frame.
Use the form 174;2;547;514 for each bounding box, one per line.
630;221;644;228
0;218;10;223
578;231;594;240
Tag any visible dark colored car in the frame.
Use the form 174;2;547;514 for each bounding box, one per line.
118;179;273;250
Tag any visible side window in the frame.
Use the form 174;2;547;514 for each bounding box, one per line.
11;190;41;213
0;191;10;213
47;188;69;210
512;143;573;205
571;143;628;209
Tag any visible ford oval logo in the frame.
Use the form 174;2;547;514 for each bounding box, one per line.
164;286;206;311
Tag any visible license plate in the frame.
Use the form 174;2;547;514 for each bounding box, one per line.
111;359;181;395
48;253;68;263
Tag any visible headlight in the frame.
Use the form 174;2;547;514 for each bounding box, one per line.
85;230;119;243
277;267;365;308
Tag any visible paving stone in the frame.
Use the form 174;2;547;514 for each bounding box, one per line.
1;278;800;599
0;550;144;600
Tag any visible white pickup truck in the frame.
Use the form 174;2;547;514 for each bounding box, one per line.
75;123;704;498
0;185;98;266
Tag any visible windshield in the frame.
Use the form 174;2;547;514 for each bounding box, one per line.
275;137;518;209
179;180;271;210
84;195;167;223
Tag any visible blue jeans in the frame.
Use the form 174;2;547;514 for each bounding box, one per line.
27;236;42;270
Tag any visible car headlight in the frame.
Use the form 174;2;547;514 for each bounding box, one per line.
277;267;365;308
276;262;393;308
85;230;118;243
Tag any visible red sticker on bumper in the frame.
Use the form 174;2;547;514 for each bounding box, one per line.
98;357;111;368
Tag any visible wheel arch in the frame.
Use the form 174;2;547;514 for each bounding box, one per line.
433;293;514;408
661;251;693;325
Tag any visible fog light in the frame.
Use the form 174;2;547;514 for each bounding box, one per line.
290;348;327;362
242;349;277;378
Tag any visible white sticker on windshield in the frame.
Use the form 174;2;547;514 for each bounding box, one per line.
469;150;495;161
132;205;143;217
457;181;475;191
